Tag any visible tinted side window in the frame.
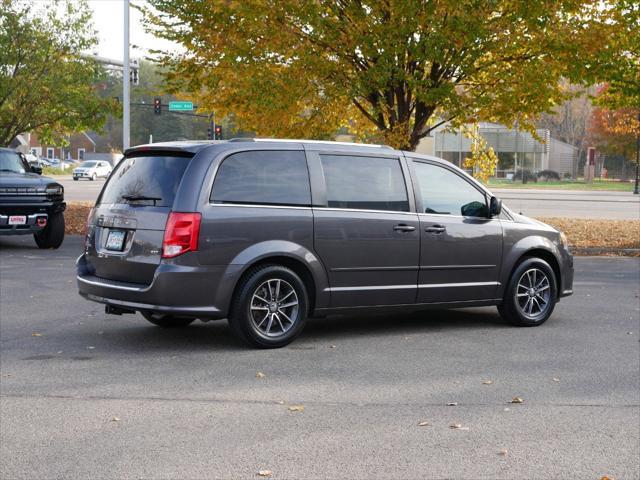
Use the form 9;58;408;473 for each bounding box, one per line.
211;150;310;206
320;155;409;212
412;161;488;217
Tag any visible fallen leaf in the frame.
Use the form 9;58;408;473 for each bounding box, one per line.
600;476;614;480
449;423;469;430
552;378;560;382
447;402;458;406
258;470;272;477
111;417;120;422
418;421;429;427
482;380;493;385
499;449;508;456
288;405;304;412
255;371;266;379
510;396;524;404
31;333;42;337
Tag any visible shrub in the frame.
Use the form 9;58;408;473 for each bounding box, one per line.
513;169;537;183
537;169;561;181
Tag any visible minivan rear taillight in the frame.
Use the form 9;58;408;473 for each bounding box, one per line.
162;212;201;258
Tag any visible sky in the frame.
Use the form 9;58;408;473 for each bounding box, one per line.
84;0;179;61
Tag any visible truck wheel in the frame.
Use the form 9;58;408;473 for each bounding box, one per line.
34;212;65;249
229;265;309;348
73;177;78;181
141;312;195;328
498;257;557;327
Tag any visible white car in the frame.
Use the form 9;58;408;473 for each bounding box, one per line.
73;160;112;181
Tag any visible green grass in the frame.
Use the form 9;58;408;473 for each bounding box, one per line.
41;166;70;176
487;178;636;191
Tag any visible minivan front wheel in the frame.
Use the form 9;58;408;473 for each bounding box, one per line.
229;265;308;348
499;257;557;327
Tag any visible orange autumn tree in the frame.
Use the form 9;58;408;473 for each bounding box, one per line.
142;0;631;156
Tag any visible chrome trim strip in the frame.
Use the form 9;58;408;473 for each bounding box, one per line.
325;284;416;292
77;275;150;292
420;265;495;270
325;280;500;293
417;213;495;220
331;266;418;272
418;281;500;289
208;203;312;210
314;207;416;216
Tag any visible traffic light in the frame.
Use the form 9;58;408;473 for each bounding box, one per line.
207;127;213;140
153;97;161;115
214;125;222;139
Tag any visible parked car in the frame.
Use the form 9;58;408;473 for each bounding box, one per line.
76;139;574;348
0;148;66;248
26;154;52;168
73;160;112;181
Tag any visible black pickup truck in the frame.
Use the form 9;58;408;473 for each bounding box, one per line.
0;148;66;248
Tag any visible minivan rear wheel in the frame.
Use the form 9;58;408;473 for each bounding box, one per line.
141;312;195;328
498;257;557;327
229;265;308;348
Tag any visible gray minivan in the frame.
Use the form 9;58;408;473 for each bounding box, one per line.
77;139;573;348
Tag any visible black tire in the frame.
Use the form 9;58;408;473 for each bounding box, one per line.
498;257;557;327
229;265;309;348
141;312;195;328
34;212;65;249
73;177;78;181
91;173;97;181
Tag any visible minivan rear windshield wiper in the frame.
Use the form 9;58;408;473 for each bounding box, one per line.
121;194;162;205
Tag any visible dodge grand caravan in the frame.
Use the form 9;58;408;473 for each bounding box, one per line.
77;139;573;348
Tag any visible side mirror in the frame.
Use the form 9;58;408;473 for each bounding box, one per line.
489;196;502;217
31;165;42;175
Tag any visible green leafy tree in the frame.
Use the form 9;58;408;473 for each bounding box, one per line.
0;0;117;147
142;0;627;151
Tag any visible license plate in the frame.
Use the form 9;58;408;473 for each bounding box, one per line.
8;215;26;225
105;230;126;251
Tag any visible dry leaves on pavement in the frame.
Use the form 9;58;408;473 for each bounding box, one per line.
510;396;525;404
288;405;304;412
257;470;272;477
449;423;469;431
255;372;266;379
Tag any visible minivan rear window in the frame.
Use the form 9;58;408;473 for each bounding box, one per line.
99;154;192;207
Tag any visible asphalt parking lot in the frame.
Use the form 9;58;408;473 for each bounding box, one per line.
1;235;639;479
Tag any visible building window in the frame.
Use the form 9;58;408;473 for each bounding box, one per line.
46;148;54;159
78;148;85;161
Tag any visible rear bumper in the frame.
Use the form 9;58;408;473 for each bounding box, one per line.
76;253;234;319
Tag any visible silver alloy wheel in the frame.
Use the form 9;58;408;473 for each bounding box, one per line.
249;278;299;337
515;268;551;320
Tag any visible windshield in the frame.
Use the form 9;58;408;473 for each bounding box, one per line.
80;161;97;168
98;154;192;207
0;150;28;174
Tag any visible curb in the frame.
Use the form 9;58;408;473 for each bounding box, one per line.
571;247;640;257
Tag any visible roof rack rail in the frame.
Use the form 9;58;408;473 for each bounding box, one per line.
228;138;392;149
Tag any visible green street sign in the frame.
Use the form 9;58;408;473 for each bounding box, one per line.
168;101;194;111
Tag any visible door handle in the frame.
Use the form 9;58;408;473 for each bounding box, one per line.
393;224;416;232
425;225;446;233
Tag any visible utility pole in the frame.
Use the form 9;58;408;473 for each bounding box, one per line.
634;111;639;195
123;0;130;151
